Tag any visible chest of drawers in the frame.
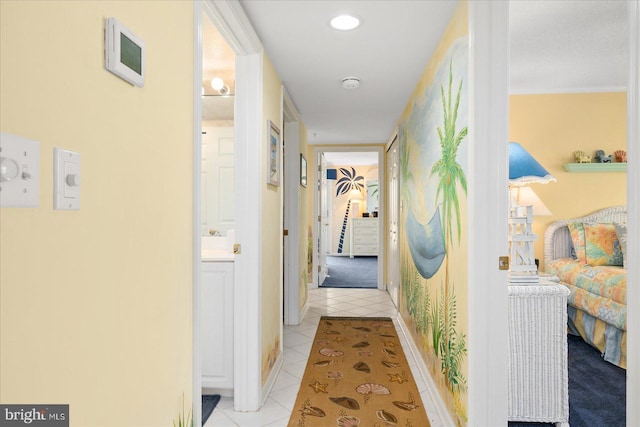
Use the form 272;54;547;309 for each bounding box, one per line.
350;218;378;258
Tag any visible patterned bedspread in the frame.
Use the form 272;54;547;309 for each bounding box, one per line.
547;258;627;331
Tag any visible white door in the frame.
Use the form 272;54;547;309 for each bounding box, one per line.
318;152;329;286
387;138;400;306
202;126;235;236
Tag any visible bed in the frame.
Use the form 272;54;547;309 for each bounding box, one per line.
544;206;627;369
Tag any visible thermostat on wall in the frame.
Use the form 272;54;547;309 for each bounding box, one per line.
105;17;145;87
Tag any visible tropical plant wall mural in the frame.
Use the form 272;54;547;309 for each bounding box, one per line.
396;4;469;424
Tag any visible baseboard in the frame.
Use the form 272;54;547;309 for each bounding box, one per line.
397;314;455;427
300;299;309;323
262;351;284;406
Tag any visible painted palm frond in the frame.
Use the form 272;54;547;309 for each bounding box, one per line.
336;167;364;253
429;60;468;395
336;167;364;196
431;61;468;248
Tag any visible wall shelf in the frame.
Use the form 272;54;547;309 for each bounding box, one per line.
563;163;627;173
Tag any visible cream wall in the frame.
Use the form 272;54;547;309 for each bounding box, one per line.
509;93;627;269
299;123;311;310
260;53;283;384
0;1;193;426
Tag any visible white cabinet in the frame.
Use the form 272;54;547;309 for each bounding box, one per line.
350;218;378;258
201;261;234;392
508;282;570;426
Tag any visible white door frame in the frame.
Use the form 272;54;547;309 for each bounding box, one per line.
195;1;265;419
626;1;639;424
283;89;303;325
312;145;385;290
467;2;510;424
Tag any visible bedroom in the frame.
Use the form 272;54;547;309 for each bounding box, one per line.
508;4;628;423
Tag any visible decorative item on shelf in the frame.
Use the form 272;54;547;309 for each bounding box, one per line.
362;212;370;218
509;142;557;283
594;150;612;163
615;150;627;163
573;150;591;163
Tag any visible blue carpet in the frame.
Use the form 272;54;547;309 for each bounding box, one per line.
508;334;626;427
320;256;377;288
202;394;220;425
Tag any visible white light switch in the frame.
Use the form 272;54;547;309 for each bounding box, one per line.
0;133;40;208
54;148;80;210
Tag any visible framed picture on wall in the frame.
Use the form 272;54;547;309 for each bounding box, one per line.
300;154;308;187
267;120;281;186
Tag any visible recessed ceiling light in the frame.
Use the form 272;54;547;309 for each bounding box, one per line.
342;77;360;89
330;14;360;31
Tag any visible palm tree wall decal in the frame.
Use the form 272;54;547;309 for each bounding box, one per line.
335;167;364;254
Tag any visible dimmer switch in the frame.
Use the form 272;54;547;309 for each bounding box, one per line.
54;148;81;210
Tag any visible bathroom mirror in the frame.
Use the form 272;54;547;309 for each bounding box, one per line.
366;179;379;213
201;16;235;237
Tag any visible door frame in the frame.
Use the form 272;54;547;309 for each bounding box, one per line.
283;89;304;325
312;145;385;290
626;1;639;424
194;1;265;420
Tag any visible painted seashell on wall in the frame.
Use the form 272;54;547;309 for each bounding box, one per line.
329;396;360;410
314;359;336;367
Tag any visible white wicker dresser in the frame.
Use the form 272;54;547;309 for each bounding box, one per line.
508;281;570;427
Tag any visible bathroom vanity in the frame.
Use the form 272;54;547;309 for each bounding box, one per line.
201;236;234;395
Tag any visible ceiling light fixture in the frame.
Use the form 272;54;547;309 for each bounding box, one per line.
330;14;360;31
211;77;224;91
342;77;360;89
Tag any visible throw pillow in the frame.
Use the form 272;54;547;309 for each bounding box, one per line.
567;222;586;263
584;223;624;266
614;223;627;268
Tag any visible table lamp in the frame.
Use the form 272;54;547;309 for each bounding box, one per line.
508;142;556;283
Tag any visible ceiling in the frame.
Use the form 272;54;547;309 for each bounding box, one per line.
203;1;629;144
242;0;629;145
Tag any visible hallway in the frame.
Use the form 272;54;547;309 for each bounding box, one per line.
205;288;444;426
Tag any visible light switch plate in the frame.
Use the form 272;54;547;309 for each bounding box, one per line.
0;133;40;208
54;148;80;210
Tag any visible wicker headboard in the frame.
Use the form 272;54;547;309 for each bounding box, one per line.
543;205;627;269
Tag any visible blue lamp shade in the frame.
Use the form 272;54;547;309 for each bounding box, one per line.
509;142;557;186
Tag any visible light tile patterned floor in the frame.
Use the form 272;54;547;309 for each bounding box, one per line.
205;287;443;427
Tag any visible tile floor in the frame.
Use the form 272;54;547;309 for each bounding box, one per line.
205;287;443;426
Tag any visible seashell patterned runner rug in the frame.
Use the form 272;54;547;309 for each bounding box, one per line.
288;316;430;427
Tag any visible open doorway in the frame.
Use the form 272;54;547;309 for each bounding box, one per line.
314;149;384;289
